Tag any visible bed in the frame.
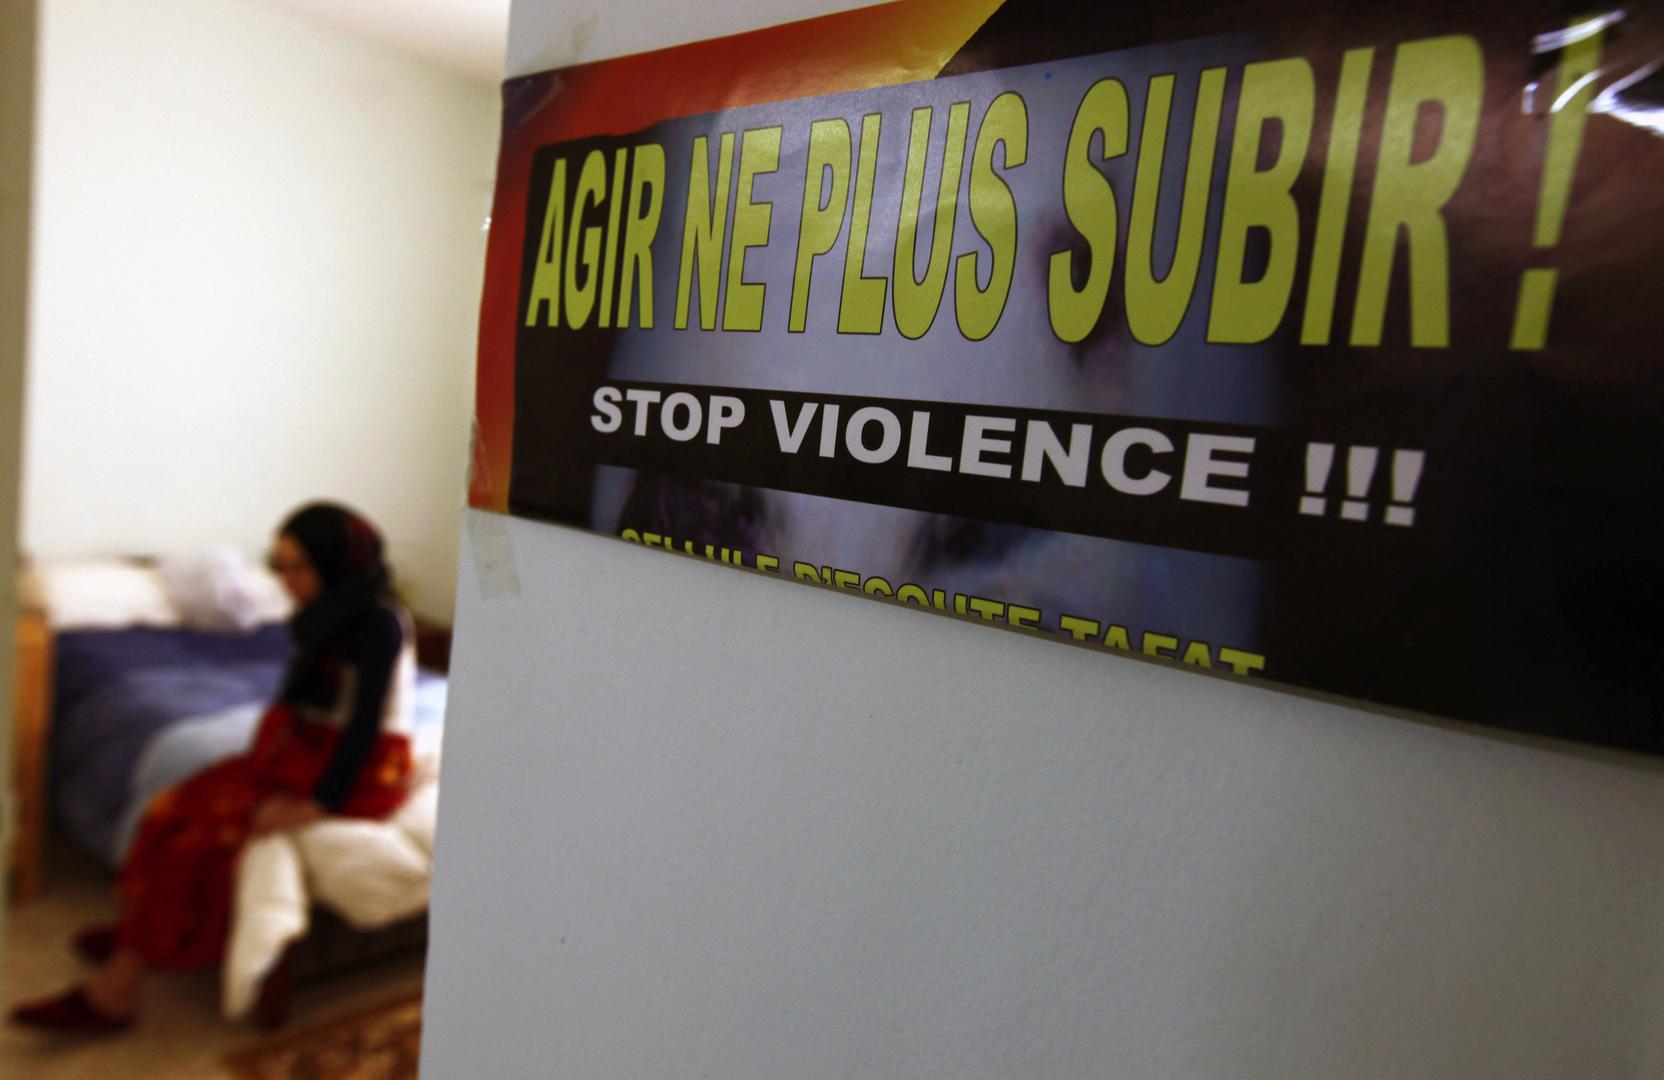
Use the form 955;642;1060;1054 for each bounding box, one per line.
10;555;448;1025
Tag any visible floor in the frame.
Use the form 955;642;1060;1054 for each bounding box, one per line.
1;842;425;1079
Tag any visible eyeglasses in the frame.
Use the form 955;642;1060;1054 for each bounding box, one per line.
267;553;310;575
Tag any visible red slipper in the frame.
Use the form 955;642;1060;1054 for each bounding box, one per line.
9;987;135;1034
72;924;118;966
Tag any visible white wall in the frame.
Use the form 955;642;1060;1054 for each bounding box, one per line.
22;0;501;621
421;4;1664;1077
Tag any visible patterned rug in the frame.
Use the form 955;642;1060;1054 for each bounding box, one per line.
223;991;423;1080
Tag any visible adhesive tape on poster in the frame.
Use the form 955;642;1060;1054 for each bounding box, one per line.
466;511;522;600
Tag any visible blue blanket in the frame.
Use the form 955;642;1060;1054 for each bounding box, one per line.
51;625;294;864
52;624;451;867
106;669;449;865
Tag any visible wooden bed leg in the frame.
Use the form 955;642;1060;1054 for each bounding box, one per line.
9;610;52;904
254;947;296;1030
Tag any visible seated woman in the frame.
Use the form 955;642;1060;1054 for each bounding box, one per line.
12;503;417;1033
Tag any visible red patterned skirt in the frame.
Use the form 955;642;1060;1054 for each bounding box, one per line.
114;703;412;969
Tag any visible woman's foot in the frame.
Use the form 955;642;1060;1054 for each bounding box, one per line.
72;924;118;966
9;986;134;1034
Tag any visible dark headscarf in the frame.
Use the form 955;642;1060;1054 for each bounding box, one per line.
278;502;393;698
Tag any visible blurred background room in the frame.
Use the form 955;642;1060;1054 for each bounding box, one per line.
1;0;507;1075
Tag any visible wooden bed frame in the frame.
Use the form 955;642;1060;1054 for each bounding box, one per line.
5;592;449;1027
8;603;52;903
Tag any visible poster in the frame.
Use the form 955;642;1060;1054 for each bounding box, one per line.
471;0;1664;754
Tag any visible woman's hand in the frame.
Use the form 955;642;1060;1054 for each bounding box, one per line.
249;794;325;837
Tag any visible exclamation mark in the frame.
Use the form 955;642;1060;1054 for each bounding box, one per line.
1300;443;1335;516
1384;450;1426;527
1511;17;1608;350
1340;446;1378;522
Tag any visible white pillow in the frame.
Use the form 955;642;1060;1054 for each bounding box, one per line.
392;778;441;855
27;559;183;631
293;819;431;929
243;563;295;624
158;547;292;633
